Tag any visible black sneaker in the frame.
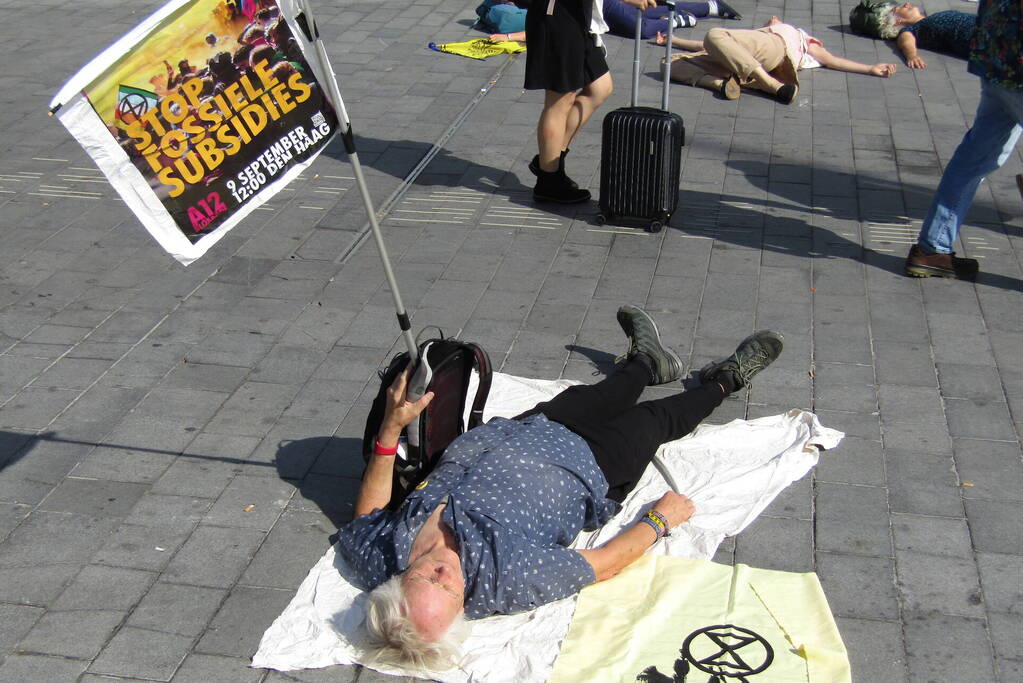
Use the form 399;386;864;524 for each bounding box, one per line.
534;168;590;204
617;305;683;385
716;0;742;19
700;330;784;392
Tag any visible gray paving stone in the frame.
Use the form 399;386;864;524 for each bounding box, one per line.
171;654;263;683
162;525;266;589
988;612;1023;674
0;386;81;430
878;384;946;424
815;436;885;486
0;604;43;655
195;585;295;658
881;418;955;455
264;664;359;681
50;564;156;611
203;382;302;438
127;583;226;637
937;362;1007;400
885;449;964;517
945;397;1018;441
903;612;995;683
817;552;900;621
816;483;892;557
965;499;1023;555
954;438;1023;502
38;477;149;517
89;627;193;680
203;475;294;530
873;340;938;388
71;445;177;483
835;617;907;683
733;515;813;572
0;654;89;683
978;552;1023;614
160;363;252;394
17;609;123;659
241;508;334;589
895;549;984;617
892;513;973;558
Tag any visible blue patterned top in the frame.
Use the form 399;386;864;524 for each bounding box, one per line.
335;414;618;619
969;0;1023;87
899;10;975;58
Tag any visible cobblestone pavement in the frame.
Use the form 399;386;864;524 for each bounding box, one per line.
1;0;1022;679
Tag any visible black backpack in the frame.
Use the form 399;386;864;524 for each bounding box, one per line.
362;333;492;508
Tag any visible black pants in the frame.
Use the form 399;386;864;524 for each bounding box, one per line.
516;359;726;503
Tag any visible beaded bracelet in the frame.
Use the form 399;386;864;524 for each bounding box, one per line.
646;510;670;538
639;516;662;538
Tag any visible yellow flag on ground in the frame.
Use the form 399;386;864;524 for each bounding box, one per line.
550;556;850;683
428;38;524;60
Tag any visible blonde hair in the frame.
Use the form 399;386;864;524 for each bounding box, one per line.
364;575;469;672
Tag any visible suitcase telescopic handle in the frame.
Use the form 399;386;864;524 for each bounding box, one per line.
631;6;643;107
662;0;675;110
632;1;675;110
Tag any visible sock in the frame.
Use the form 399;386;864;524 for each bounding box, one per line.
715;369;736;394
707;0;719;15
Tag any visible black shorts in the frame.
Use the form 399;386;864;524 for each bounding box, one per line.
524;0;609;93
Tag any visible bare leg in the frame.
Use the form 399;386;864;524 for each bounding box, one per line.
537;90;577;172
563;72;613;152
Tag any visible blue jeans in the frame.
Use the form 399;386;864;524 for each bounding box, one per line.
918;79;1023;254
602;0;710;39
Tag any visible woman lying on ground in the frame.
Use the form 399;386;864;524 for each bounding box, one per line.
657;16;897;103
847;0;975;69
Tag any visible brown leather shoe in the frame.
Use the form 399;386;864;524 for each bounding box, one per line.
904;244;979;280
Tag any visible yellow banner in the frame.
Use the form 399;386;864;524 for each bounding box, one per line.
550;556;850;683
428;38;524;60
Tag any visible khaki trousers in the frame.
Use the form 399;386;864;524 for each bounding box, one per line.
669;27;796;90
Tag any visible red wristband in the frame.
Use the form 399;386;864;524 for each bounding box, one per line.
374;439;399;456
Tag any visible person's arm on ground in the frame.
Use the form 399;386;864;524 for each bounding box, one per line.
807;43;897;77
490;30;527;41
576;491;695;582
655;31;704;50
896;31;926;68
353;368;434;518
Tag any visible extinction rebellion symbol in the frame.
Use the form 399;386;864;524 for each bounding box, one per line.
637;624;774;683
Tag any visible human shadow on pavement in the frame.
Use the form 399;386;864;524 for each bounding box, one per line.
274;436;365;529
706;159;1023;292
324;135;514;190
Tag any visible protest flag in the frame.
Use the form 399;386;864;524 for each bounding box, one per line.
50;0;418;358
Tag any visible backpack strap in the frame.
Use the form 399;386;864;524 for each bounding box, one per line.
466;343;492;430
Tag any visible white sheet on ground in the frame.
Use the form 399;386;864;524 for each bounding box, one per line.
251;372;844;682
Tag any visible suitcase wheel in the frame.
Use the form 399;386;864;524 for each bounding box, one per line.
595;214;607;226
647;220;664;233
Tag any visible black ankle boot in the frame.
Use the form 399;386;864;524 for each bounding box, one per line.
529;150;577;188
533;167;590;204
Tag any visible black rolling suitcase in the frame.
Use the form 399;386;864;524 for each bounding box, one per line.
598;1;685;232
